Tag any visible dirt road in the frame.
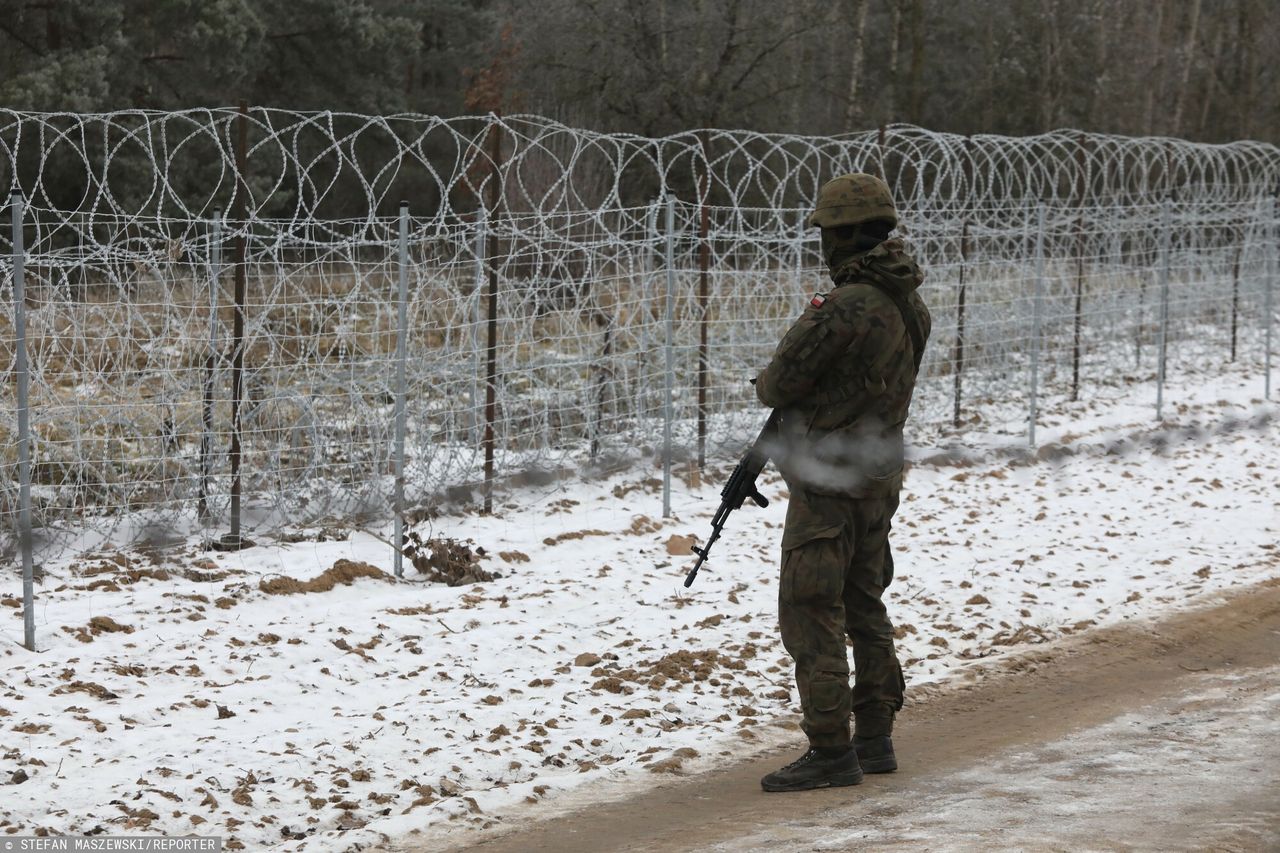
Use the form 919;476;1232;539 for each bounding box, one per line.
438;579;1280;852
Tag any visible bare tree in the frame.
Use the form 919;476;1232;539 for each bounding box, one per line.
906;0;924;124
843;0;870;132
1170;0;1202;136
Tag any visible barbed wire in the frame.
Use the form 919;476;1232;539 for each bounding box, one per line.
0;111;1277;564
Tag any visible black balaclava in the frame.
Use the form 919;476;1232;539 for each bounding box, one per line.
821;220;894;275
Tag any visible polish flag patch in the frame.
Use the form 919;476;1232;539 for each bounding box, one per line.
810;292;827;308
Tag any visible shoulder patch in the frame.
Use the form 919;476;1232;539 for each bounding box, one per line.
809;292;827;308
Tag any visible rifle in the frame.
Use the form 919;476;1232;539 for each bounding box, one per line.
684;409;782;587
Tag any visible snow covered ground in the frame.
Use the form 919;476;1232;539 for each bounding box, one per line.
1;368;1278;851
707;665;1280;852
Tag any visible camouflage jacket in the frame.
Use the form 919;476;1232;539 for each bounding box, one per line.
754;239;931;497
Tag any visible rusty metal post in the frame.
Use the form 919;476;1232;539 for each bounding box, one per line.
392;201;410;578
198;210;222;523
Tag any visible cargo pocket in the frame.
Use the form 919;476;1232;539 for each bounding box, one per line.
780;522;846;605
807;653;851;721
809;674;846;714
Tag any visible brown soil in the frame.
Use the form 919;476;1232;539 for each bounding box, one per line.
541;529;611;547
258;559;388;595
439;578;1280;853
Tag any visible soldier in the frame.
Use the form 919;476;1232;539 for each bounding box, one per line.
754;173;931;792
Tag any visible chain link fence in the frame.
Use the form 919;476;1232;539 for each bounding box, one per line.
2;111;1278;589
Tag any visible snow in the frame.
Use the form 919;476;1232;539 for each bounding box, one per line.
1;368;1277;851
710;666;1280;852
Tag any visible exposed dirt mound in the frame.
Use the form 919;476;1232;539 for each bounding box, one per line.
89;616;134;634
66;615;135;642
53;680;120;700
404;534;498;586
542;529;610;546
73;553;171;587
664;534;698;555
259;559;389;595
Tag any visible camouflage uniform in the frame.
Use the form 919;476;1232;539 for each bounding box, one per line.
755;176;931;750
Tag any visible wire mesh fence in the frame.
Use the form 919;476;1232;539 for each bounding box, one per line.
2;110;1278;575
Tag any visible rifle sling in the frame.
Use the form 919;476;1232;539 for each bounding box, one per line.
860;278;926;375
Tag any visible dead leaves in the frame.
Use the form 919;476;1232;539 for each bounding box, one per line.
404;535;498;586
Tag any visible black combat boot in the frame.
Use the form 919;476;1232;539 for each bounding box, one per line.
853;735;897;773
760;745;863;792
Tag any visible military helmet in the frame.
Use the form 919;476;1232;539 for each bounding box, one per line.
807;173;898;229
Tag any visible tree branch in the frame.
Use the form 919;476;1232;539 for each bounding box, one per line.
0;20;45;56
266;29;323;41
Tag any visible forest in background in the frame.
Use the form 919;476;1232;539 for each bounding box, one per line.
0;0;1275;144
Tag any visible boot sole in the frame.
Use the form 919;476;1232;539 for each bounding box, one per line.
760;768;864;792
857;756;897;774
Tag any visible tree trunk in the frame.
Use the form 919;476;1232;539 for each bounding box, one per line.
981;14;995;132
887;0;902;123
788;0;811;132
1237;0;1257;139
1170;0;1202;136
659;0;669;74
1197;14;1225;137
1086;0;1109;128
908;0;924;124
843;0;869;132
1142;0;1168;135
1040;0;1056;130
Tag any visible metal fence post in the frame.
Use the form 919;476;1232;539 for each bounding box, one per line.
198;211;221;523
696;134;711;473
1265;195;1276;400
662;195;676;519
1071;132;1088;403
482;119;502;516
223;102;250;550
471;210;485;443
953;219;969;427
1156;199;1172;420
393;201;410;578
11;192;35;651
637;201;657;431
1029;204;1046;447
1230;242;1241;363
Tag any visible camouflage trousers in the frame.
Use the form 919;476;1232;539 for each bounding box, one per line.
778;485;905;748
